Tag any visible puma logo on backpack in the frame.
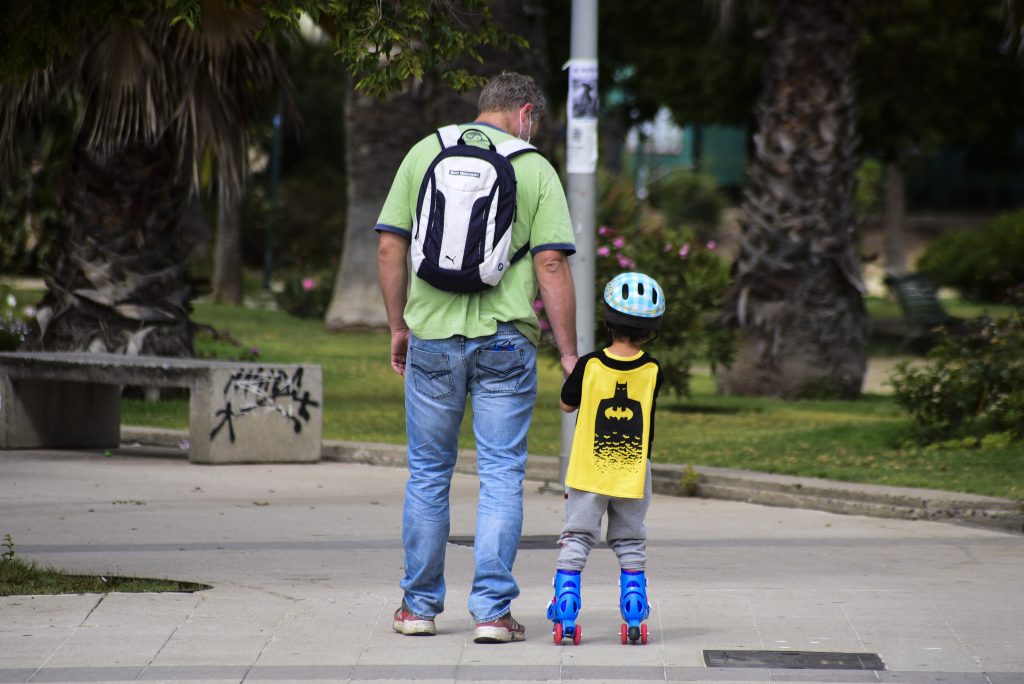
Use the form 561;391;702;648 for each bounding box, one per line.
411;125;537;293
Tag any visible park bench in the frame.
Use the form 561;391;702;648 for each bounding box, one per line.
0;351;322;464
883;272;961;343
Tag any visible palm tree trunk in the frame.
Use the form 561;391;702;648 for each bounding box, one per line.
212;187;244;304
884;162;907;276
717;0;868;399
27;142;201;357
324;85;426;330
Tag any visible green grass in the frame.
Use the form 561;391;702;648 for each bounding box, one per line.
864;295;1015;320
1;539;208;596
118;300;1024;502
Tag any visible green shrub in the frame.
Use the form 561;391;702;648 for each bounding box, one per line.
537;208;734;397
597;168;641;230
854;157;884;218
645;170;725;240
889;295;1024;444
0;126;63;277
273;270;335;320
917;209;1024;302
0;286;31;351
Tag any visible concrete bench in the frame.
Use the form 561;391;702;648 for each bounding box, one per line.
0;352;322;464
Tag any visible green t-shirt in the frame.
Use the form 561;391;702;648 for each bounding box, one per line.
375;123;575;344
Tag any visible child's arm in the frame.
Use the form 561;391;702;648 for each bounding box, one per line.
559;355;585;413
648;361;665;458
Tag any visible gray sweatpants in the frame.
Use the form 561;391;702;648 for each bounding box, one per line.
556;461;652;572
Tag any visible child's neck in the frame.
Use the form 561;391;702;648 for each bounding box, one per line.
606;340;643;357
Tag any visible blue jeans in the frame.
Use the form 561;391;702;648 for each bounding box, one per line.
401;324;537;623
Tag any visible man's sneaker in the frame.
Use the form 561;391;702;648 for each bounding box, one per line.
393;601;436;636
473;612;525;643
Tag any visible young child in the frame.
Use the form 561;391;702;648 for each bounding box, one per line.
547;272;665;646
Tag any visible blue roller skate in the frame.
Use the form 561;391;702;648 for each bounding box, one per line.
619;569;650;644
546;569;582;645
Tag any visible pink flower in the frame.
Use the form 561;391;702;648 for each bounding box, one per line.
540;319;551;332
678;244;690;258
612;237;626;249
301;277;316;291
533;299;545;312
617;255;636;269
706;240;717;250
597;246;610;257
598;226;611;236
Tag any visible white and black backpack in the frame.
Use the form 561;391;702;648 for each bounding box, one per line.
411;125;537;293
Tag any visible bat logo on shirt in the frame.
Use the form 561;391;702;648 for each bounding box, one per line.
604;406;634;421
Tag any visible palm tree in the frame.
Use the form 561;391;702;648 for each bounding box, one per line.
715;0;868;398
1;4;286;356
715;0;1024;398
1;1;507;354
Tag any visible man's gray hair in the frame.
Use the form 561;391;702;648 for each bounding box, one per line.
478;72;547;123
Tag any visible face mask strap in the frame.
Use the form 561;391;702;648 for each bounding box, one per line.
516;107;533;143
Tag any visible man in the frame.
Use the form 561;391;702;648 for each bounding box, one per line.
376;72;578;643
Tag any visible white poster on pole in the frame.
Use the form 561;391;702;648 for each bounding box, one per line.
566;59;598;174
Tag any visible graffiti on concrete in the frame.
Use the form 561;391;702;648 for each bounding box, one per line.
210;367;321;443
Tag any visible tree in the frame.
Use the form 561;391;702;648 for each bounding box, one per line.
857;1;1024;275
325;0;547;330
213;190;244;305
0;0;505;355
717;0;1024;398
588;0;1024;398
2;4;286;355
714;0;868;399
581;0;865;398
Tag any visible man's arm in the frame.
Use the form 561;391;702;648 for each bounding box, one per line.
377;231;410;376
534;249;577;377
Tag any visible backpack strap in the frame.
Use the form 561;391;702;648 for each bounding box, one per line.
498;137;537;265
509;242;531;265
496;138;536;159
436;125;463;150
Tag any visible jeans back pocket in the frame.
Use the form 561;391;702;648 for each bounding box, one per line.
410;347;456;400
476;348;526;394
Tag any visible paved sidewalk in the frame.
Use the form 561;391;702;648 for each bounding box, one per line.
1;447;1023;684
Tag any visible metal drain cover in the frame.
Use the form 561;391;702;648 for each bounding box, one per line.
704;650;885;670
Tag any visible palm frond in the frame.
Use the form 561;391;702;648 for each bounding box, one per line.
1006;0;1024;59
1;2;291;200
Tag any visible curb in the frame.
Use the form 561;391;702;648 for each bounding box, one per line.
121;426;1023;535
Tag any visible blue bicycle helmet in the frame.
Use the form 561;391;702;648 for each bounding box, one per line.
603;272;666;331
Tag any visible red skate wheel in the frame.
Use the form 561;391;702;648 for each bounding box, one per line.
620;624;628;644
573;624;581;645
553;622;563;644
640;623;648;645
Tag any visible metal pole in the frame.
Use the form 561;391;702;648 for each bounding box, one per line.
263;92;284;291
560;0;598;488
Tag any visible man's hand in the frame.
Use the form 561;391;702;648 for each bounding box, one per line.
390;328;410;376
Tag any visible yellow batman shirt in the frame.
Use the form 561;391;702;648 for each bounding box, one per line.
561;349;664;498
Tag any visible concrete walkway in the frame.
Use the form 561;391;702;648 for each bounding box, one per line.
1;446;1023;684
